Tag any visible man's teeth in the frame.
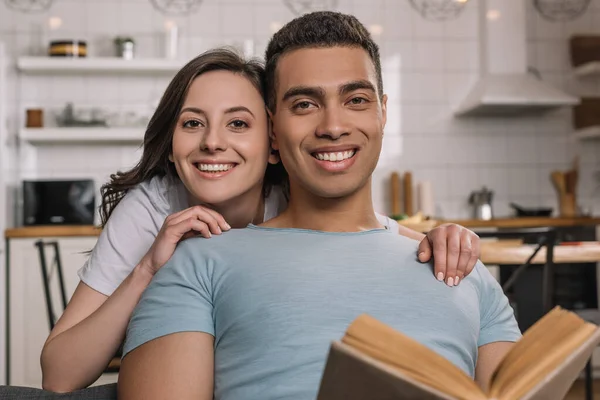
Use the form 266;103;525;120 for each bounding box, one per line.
314;150;356;162
197;163;234;172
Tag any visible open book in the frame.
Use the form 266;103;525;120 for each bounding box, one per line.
317;307;600;400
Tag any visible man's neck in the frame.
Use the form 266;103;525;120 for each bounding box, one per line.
265;180;381;232
188;184;265;229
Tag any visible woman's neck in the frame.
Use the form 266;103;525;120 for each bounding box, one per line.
187;185;265;229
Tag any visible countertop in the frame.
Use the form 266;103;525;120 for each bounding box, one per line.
4;217;600;238
442;216;600;229
5;225;102;238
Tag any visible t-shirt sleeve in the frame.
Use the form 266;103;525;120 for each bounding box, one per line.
77;187;164;296
476;262;522;346
123;239;215;357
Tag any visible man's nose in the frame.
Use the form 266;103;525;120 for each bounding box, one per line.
315;106;351;140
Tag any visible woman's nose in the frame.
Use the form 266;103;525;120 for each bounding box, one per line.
199;127;227;153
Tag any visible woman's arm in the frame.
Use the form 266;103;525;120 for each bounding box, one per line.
40;205;228;392
41;266;153;392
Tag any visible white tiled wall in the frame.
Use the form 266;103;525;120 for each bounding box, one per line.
0;0;599;226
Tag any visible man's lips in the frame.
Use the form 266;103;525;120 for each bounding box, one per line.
311;149;356;162
310;148;358;171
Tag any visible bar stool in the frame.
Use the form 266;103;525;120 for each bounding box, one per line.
35;240;121;373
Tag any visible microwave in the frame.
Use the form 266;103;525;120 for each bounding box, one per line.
23;179;96;225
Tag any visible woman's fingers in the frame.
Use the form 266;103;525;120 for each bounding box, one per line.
169;206;230;235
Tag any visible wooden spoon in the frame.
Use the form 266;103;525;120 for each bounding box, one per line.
551;171;566;194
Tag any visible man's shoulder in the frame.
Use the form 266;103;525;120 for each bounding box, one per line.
173;228;260;259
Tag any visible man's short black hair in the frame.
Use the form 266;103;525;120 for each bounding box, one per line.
264;11;383;112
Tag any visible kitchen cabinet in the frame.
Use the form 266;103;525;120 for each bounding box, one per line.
7;236;117;388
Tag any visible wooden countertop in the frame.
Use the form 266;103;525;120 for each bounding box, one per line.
480;241;600;265
398;216;600;232
4;225;101;238
4;217;600;239
443;216;600;229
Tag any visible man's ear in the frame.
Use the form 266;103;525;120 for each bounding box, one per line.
381;94;388;127
266;111;280;165
266;108;279;150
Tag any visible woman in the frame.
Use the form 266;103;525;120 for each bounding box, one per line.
40;48;480;392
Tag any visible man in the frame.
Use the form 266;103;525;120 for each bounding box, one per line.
118;11;521;400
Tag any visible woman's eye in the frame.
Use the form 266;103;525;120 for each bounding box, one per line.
182;119;202;128
228;119;248;129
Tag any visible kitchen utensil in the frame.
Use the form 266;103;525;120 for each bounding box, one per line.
550;169;577;217
403;171;413;216
48;40;87;57
114;37;135;60
560;194;577;217
551;171;566;194
468;186;494;220
390;172;401;216
510;203;553;217
571;156;579;193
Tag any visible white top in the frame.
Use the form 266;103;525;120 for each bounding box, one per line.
78;175;400;296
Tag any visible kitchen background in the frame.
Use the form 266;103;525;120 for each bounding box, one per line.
1;0;600;389
1;0;599;226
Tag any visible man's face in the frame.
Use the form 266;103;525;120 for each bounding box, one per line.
270;46;387;199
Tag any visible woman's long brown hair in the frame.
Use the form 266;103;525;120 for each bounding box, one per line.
99;48;287;227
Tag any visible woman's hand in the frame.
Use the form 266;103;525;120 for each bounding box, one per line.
139;206;230;275
417;224;480;286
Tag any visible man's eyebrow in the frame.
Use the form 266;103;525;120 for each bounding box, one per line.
224;106;255;118
282;86;326;102
339;80;376;96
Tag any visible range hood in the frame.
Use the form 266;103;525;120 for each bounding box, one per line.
454;0;579;117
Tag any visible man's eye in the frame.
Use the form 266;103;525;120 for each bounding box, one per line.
349;97;367;105
228;120;248;129
294;101;314;110
182;120;201;128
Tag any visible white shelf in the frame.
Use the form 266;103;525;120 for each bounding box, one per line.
573;61;600;78
574;126;600;140
17;57;182;74
20;127;144;144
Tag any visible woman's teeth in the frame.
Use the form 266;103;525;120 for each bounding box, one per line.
314;150;356;162
197;163;235;172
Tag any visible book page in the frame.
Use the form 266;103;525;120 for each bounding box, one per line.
489;307;597;399
343;314;486;400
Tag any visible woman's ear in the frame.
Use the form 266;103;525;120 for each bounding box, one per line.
168;153;174;162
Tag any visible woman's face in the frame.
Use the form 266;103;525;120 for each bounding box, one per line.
170;70;271;206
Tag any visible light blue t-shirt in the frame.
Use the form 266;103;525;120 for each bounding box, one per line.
124;225;521;400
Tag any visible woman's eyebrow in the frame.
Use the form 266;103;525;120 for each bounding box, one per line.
224;106;255;118
179;107;205;116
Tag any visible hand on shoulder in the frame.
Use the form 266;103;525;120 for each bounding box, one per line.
139;205;230;275
417;223;481;287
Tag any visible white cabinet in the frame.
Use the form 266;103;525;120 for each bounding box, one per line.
8;236;117;388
